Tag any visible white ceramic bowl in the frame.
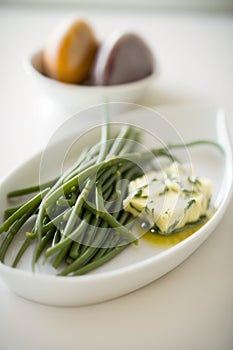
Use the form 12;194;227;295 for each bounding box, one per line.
24;49;156;110
0;105;232;306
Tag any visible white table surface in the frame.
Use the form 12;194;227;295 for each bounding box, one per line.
0;5;233;350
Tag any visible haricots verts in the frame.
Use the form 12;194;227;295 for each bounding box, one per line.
0;116;222;276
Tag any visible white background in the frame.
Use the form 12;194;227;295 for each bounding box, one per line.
1;0;233;11
0;4;233;350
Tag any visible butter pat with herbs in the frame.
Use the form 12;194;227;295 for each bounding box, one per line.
123;162;212;235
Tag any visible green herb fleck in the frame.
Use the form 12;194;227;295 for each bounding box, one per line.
188;176;201;186
141;184;148;189
144;206;151;215
129;202;141;213
159;186;169;196
161;215;208;236
134;189;143;198
183;189;195;196
187;199;196;209
206;197;211;210
150;224;160;234
166;220;180;234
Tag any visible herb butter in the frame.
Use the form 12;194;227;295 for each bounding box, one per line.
123;162;212;235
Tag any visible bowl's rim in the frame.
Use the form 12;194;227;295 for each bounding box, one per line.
24;48;157;92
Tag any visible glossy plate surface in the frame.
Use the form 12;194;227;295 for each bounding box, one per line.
0;104;232;306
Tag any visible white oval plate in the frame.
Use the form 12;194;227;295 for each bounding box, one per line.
0;104;232;306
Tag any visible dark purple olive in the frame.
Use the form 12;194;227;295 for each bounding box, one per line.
92;32;154;86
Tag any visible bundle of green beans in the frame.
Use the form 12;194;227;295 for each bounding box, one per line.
0;119;223;276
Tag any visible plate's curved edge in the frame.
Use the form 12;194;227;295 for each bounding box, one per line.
0;105;233;306
214;108;233;208
0;107;232;282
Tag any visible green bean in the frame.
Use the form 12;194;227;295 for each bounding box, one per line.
83;185;133;254
64;157;97;183
53;142;106;190
12;236;33;268
110;168;136;219
0;205;37;262
46;147;89;194
95;184;105;214
107;125;132;157
52;244;71;269
69;217;101;259
41;163;122;253
4;206;21;219
52;229;61;247
56;193;77;207
6;137;200;201
64;140;113;183
84;204;136;244
88;228;122;262
99;164;118;184
90;246;107;261
33;205;46;248
77;217;99;256
101;169;119;195
48;145;109;268
118;210;132;226
7;180;57;198
95;172;134;252
103;214;134;254
44;212;92;258
66;256;74;265
34;184;76;258
69;209;105;264
34;229;54;263
78;183;118;256
69;241;80;260
63;140;113;184
165;140;224;155
102;183;116;203
39;154;143;266
32;148;91;242
119;130;140;155
58;220;111;276
0;188;49;234
42;154;143;209
72;244;129;276
96;113;110;163
61;178;94;238
58;246;97;275
42;207;72;233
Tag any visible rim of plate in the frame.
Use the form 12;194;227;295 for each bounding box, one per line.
0;107;232;282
